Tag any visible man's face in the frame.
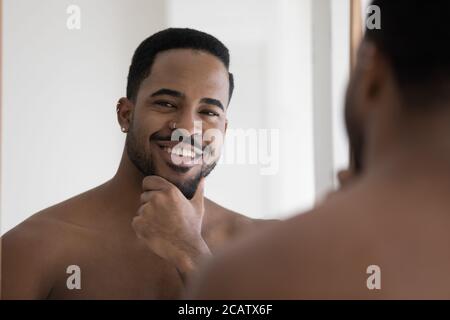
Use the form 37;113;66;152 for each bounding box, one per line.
126;49;229;199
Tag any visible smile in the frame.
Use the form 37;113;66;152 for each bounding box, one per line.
161;146;201;159
155;141;204;169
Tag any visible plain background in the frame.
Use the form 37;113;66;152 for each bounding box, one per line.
1;0;371;234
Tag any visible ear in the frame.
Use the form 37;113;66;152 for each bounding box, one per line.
224;118;228;133
356;41;391;110
116;97;134;132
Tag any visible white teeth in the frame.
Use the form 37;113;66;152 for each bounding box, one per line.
162;145;198;159
170;147;194;158
194;148;202;157
182;149;192;158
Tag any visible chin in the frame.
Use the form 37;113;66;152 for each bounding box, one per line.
157;164;201;181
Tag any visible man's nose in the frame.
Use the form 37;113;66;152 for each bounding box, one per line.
173;110;200;136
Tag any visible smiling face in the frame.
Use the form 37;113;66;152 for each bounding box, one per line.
124;49;230;199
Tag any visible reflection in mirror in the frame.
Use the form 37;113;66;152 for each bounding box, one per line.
0;0;353;300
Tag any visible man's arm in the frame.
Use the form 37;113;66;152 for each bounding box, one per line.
132;176;211;285
186;238;260;299
173;237;212;285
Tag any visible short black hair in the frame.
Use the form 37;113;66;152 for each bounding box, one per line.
126;28;234;103
365;0;450;105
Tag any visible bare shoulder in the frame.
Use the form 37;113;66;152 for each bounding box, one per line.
204;198;279;236
193;192;372;299
191;209;309;299
1;190;100;299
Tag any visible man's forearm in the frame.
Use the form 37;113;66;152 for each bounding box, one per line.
174;238;212;285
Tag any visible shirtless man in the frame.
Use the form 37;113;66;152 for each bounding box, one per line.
191;1;450;299
1;28;270;299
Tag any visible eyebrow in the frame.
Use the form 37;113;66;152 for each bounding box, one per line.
150;88;184;98
150;88;224;111
200;98;224;111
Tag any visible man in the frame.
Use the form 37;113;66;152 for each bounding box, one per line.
191;1;450;299
1;28;271;299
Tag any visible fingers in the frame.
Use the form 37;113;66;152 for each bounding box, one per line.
141;176;176;205
140;191;154;204
141;175;205;211
142;175;172;191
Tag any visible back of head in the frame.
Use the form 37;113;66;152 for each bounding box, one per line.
365;0;450;108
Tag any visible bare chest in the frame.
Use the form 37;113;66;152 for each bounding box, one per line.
47;237;184;299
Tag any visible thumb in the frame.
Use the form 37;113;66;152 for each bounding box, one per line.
190;178;205;213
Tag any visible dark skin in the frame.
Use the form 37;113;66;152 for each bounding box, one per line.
1;49;273;299
191;41;450;299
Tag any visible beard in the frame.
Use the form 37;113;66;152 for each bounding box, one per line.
125;124;218;199
344;78;365;174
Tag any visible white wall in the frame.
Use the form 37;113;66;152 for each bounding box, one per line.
331;0;351;183
1;0;167;233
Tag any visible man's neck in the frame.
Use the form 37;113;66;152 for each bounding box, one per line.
103;149;145;218
365;108;450;183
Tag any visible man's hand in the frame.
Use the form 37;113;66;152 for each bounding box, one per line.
131;176;211;283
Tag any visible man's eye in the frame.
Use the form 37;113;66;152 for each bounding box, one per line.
201;110;220;117
155;101;176;108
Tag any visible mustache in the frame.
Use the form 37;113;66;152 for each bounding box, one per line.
149;131;204;150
